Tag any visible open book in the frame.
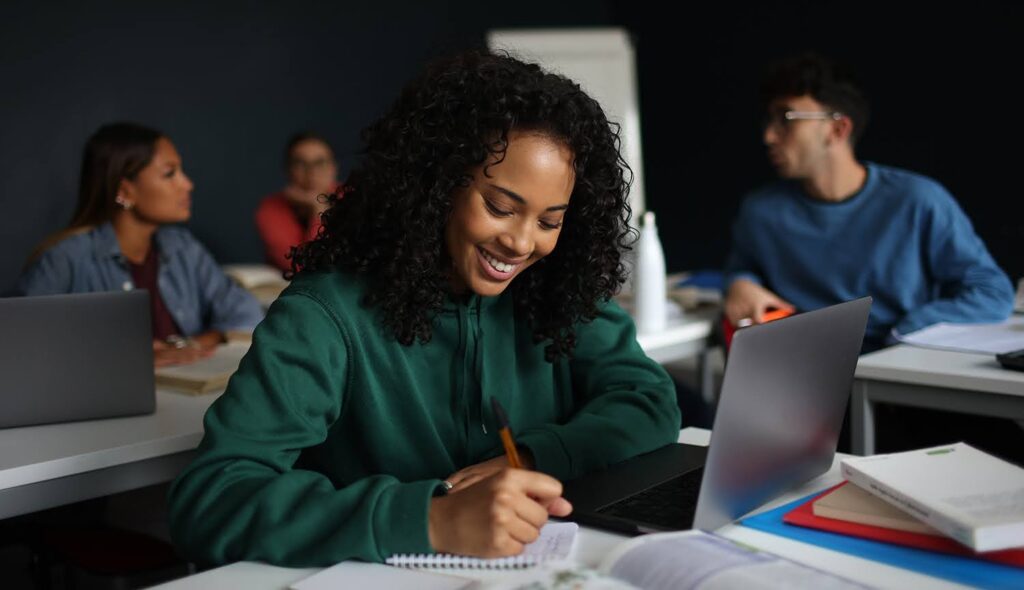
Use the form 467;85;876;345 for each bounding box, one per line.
478;530;865;589
293;529;863;590
155;341;250;394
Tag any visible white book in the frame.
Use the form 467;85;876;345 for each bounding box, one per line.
841;442;1024;552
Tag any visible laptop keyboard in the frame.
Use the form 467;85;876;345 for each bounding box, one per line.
596;468;704;529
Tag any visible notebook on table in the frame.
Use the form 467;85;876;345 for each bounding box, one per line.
385;521;578;570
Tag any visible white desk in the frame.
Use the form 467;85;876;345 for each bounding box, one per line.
0;314;709;520
632;305;716;402
149;429;968;590
851;344;1024;455
0;390;218;519
634;307;713;364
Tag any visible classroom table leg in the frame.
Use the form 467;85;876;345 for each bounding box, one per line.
699;348;716;405
850;380;876;456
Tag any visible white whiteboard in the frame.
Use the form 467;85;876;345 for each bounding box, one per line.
487;28;647;215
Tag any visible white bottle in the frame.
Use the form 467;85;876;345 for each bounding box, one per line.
634;211;667;334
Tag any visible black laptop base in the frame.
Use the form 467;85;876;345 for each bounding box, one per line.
562;443;708;535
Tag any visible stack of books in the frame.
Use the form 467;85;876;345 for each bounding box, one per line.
783;443;1024;567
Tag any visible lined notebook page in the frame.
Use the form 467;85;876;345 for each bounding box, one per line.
387;522;579;569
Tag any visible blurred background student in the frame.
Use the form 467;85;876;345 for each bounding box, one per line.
255;132;342;272
18;122;263;367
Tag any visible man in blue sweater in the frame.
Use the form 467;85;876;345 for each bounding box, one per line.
723;54;1020;460
724;54;1014;352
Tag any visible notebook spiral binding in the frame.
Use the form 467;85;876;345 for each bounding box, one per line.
385;553;541;569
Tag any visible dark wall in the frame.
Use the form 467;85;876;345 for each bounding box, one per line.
620;2;1023;285
0;0;613;294
3;1;1021;296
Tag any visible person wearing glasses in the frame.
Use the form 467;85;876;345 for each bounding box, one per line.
723;53;1014;352
255;132;342;272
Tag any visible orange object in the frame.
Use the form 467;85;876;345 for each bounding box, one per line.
491;397;523;469
762;308;795;322
722;307;796;349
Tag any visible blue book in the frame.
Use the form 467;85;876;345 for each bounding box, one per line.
741;491;1024;590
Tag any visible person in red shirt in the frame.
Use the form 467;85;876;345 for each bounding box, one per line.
255;132;342;272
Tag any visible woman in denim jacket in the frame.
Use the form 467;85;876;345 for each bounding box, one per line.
19;122;263;367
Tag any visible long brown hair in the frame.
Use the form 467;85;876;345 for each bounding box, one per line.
30;122;162;260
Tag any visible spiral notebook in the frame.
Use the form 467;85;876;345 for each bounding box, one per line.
386;522;578;569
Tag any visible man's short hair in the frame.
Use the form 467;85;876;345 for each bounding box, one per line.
760;53;870;145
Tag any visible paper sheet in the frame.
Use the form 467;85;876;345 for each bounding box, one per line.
895;317;1024;354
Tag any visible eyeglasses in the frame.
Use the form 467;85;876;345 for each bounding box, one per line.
289;157;333;171
762;110;843;132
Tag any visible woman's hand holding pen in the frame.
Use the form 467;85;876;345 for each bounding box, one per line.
430;397;571;558
428;468;572;558
443;451;535;494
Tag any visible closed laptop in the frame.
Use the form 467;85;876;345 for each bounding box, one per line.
0;290;155;428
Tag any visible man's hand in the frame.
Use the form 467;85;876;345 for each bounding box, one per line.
724;279;794;325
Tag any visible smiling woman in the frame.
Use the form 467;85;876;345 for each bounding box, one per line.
168;51;681;568
446;132;573;297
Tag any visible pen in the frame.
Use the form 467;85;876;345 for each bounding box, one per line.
491;397;523;469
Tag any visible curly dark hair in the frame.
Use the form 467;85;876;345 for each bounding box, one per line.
291;50;633;361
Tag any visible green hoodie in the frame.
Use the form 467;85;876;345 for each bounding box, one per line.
168;271;680;566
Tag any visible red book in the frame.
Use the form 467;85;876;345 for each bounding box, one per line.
784;483;1024;568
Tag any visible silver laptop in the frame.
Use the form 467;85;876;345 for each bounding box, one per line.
563;296;871;534
0;290;155;428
